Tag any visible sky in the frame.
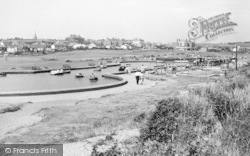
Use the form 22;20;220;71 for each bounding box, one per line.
0;0;250;43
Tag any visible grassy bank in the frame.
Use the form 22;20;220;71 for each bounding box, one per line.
0;75;205;144
91;67;250;156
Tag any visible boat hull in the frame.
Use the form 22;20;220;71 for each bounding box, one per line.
89;77;98;80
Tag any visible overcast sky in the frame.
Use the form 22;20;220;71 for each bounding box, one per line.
1;0;249;43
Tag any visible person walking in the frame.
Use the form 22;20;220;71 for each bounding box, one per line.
4;52;8;61
135;70;141;85
127;65;131;74
141;64;145;73
90;73;95;79
140;72;144;85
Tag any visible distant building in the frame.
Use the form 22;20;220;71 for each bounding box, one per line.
7;44;23;54
51;41;67;51
105;45;111;49
132;39;144;48
237;43;250;53
88;43;97;49
73;44;86;49
33;32;37;40
30;42;46;52
102;39;111;46
2;40;13;47
176;39;195;51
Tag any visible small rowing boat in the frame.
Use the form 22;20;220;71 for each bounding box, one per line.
94;68;101;72
75;73;84;78
63;69;71;74
89;76;98;81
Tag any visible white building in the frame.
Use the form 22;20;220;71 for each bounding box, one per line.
88;43;97;49
73;44;86;49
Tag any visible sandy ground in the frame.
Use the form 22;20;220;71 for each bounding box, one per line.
0;74;156;140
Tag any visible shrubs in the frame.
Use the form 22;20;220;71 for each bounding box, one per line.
140;98;182;143
91;143;122;156
90;67;250;155
137;71;250;155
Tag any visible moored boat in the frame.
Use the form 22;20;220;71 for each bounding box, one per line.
63;69;71;74
75;73;84;78
100;65;107;69
94;68;101;72
50;69;64;75
119;66;126;71
89;77;98;80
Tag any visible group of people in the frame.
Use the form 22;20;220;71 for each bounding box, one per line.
134;64;146;85
124;64;132;74
135;70;145;85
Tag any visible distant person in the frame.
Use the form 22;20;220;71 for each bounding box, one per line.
140;72;145;85
154;67;159;75
164;64;167;71
90;73;95;78
135;70;141;85
141;64;145;73
127;65;131;74
172;66;177;74
4;52;8;61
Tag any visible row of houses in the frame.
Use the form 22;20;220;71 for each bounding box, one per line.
0;39;140;54
173;39;250;53
196;42;250;53
66;36;145;48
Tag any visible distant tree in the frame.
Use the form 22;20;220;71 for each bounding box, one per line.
14;37;23;40
74;36;85;44
65;34;85;44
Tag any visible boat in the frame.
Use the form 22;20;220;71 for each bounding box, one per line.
63;69;71;74
119;66;126;71
75;73;84;78
94;68;101;72
100;65;107;69
50;69;64;75
89;76;98;81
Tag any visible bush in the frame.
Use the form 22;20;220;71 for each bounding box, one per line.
0;105;21;114
137;71;250;155
91;143;122;156
140;98;183;143
90;68;250;155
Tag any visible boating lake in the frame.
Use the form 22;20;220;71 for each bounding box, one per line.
0;62;158;92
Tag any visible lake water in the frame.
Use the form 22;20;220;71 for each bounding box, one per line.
0;62;158;92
